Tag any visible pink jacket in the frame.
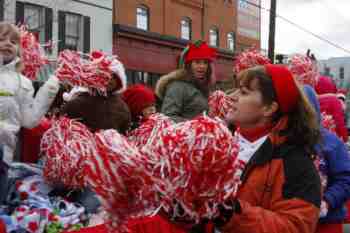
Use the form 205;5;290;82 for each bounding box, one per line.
319;94;348;142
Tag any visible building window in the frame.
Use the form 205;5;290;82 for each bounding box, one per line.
16;2;53;48
340;67;344;79
181;17;191;40
0;0;4;21
58;11;90;52
227;32;235;51
325;67;330;76
126;70;161;88
136;6;149;30
24;4;45;43
65;13;83;50
209;27;219;47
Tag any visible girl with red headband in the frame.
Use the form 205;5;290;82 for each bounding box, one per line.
155;41;216;122
214;65;322;233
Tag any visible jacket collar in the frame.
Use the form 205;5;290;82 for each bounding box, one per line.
0;57;20;72
240;137;298;182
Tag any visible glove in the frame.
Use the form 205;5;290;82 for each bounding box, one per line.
45;75;60;98
320;200;329;218
213;199;239;228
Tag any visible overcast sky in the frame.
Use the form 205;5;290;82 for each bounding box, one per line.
260;0;350;60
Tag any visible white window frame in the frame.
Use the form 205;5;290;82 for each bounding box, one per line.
227;32;235;51
209;27;219;47
136;6;149;30
181;17;191;40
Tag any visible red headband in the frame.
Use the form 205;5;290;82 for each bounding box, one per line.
265;65;299;113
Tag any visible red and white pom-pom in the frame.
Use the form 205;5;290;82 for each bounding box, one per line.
40;117;97;188
19;26;48;80
321;112;336;133
234;48;270;74
55;50;126;95
127;113;174;148
289;54;319;87
143;116;240;222
85;130;155;232
208;90;234;120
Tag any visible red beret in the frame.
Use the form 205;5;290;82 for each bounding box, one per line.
265;65;299;113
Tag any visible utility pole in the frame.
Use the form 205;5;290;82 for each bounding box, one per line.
268;0;277;63
201;0;205;40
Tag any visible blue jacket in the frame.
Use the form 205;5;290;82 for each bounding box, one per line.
304;85;350;223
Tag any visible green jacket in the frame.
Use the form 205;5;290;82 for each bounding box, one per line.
155;69;209;122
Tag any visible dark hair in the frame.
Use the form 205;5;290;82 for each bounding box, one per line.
238;66;320;153
184;61;213;96
60;93;131;134
184;60;212;83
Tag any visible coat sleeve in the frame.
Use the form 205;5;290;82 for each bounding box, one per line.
222;199;319;233
331;99;348;142
18;75;59;129
222;151;321;233
323;132;350;209
161;82;186;123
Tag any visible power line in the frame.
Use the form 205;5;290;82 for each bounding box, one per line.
240;0;350;55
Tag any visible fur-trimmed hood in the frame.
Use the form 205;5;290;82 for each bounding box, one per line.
155;69;187;99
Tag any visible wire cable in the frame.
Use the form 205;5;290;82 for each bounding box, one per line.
239;0;350;55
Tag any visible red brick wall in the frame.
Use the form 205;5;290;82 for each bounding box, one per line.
114;0;257;51
113;0;259;84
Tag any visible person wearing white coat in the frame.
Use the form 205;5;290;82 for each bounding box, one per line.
0;57;60;163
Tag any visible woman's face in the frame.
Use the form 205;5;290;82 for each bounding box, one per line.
229;79;276;128
191;60;209;80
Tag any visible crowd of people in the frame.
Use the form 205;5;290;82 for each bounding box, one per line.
0;22;350;233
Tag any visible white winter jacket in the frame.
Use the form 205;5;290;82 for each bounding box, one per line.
0;58;59;163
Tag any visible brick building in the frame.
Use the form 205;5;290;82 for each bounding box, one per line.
113;0;260;88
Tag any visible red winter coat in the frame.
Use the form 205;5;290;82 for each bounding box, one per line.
315;76;337;95
319;94;348;142
21;118;52;163
0;219;6;233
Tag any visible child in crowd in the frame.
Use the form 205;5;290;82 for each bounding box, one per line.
0;22;59;164
122;84;156;129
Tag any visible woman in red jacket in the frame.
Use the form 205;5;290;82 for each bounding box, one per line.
215;65;321;233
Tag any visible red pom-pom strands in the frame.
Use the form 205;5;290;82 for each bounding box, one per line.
40;117;97;188
321;112;336;133
87;130;156;232
234;48;271;74
289;54;319;87
208;90;234;120
55;50;126;96
127;113;174;148
142;116;240;222
19;26;49;80
40;116;242;230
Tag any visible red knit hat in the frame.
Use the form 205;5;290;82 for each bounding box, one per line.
122;84;156;119
184;41;216;64
265;65;300;113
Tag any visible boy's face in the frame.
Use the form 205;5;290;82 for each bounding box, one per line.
0;24;20;64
